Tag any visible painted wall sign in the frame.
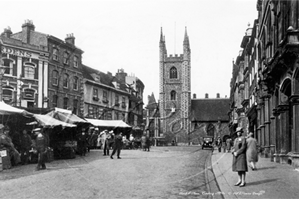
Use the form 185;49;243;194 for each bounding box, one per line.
1;46;32;58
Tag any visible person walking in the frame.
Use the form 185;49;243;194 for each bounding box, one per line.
33;128;48;171
216;137;222;152
246;132;258;170
232;129;248;187
226;138;232;153
101;130;110;156
20;130;32;165
110;132;123;159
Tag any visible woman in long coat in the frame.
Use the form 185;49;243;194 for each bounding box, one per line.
232;130;248;187
246;132;258;170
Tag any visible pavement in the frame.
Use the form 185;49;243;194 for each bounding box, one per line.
210;151;299;199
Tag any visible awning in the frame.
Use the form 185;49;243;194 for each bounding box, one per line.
85;118;131;128
0;101;32;115
32;114;76;128
46;108;89;124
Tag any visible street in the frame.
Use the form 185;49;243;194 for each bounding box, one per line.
0;146;216;199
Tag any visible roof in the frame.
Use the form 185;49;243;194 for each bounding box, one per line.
191;98;230;122
85;119;131;128
82;64;114;87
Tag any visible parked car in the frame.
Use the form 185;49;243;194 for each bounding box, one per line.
202;137;214;151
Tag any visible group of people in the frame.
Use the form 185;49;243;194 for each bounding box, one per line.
0;124;49;171
231;129;259;187
215;137;233;153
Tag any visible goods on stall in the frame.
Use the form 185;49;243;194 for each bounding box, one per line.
0;149;11;169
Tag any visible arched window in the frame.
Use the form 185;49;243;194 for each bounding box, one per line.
23;88;35;100
170;67;177;79
170;90;176;100
73;99;78;114
52;70;59;85
74;56;78;68
63;97;69;109
2;86;13;104
63;51;69;65
24;62;36;79
73;76;78;90
206;123;215;137
52;48;59;61
1;58;15;76
52;95;58;107
63;74;69;88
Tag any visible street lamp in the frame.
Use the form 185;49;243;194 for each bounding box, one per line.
0;61;6;102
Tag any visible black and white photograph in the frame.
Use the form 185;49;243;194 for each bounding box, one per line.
0;0;298;198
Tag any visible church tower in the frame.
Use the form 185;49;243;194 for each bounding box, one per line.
159;27;191;143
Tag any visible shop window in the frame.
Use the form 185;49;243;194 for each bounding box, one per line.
52;70;59;86
63;73;69;88
170;90;176;100
170;67;177;79
24;62;36;79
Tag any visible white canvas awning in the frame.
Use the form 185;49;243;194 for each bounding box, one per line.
46;108;88;124
32;114;76;128
0;101;30;115
85;119;131;128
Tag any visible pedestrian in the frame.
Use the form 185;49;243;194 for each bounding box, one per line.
3;126;21;166
33;127;48;171
0;124;13;169
231;129;247;187
20;129;32;165
246;132;258;170
77;128;87;156
110;132;123;159
216;137;222;152
101;130;110;156
226;138;232;153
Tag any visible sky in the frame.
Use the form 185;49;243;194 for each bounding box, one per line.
0;0;258;103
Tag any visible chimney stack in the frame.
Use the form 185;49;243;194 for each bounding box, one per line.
217;93;220;98
22;19;35;43
193;93;196;99
65;33;75;45
2;27;12;38
205;93;209;98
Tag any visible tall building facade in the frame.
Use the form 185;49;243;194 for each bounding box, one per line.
0;23;49;110
159;27;191;143
229;0;299;168
6;20;84;116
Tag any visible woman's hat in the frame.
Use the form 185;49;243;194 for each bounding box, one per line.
236;127;243;132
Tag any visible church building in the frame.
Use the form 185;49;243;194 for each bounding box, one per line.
159;27;191;143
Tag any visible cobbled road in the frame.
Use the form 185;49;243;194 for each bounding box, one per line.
0;146;215;199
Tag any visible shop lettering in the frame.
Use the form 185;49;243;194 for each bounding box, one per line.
1;46;32;58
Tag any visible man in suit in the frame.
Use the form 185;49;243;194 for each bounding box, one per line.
34;128;48;171
110;132;123;159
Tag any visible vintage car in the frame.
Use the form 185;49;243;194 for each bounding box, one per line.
202;137;214;150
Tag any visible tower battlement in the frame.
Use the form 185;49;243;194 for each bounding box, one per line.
165;54;184;61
